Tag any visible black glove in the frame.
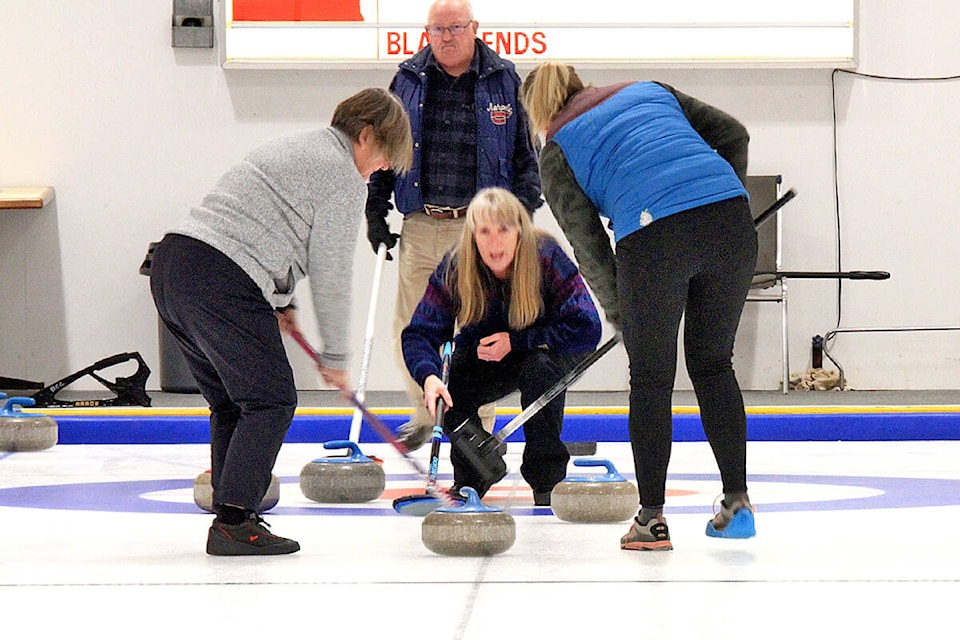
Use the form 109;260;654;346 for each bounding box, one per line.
365;215;399;260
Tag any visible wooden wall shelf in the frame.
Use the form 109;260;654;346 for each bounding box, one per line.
0;187;55;209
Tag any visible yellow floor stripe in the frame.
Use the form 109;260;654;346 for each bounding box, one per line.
28;404;960;418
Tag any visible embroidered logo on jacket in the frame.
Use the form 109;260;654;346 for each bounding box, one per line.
487;102;513;125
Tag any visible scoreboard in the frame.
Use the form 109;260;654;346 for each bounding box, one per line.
221;0;857;68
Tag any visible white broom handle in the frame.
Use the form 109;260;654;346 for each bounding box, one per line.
348;244;388;443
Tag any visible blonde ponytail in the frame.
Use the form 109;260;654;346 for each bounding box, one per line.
521;62;585;135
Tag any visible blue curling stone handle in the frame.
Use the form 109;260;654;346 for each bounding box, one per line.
312;440;374;464
2;396;41;416
436;486;503;513
564;458;628;483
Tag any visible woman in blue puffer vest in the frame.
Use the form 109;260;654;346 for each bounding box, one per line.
522;62;758;551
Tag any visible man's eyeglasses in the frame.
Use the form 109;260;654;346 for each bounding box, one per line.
425;22;472;37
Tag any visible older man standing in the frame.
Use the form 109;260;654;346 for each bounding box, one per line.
365;0;543;450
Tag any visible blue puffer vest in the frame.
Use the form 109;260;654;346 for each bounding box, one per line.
553;82;746;242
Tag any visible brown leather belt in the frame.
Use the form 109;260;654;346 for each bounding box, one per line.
423;204;468;220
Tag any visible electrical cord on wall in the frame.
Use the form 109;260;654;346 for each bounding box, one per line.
829;68;960;337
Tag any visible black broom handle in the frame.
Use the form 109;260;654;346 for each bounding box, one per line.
766;270;890;280
427;342;453;488
491;335;621;445
753;188;797;229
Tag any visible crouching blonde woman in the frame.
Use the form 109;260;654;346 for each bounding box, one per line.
401;187;601;505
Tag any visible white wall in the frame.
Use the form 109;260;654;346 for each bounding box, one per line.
2;1;958;393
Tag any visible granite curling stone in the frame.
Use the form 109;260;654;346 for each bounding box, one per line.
299;439;385;503
422;486;515;556
0;396;58;452
193;470;280;513
551;458;638;523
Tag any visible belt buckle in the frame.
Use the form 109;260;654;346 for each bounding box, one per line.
424;204;466;220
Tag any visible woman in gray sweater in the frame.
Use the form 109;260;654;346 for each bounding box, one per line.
150;88;412;556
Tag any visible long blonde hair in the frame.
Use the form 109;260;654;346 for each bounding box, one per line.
520;61;586;135
449;188;544;330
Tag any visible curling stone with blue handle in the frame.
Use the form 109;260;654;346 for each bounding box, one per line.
551;458;638;523
422;487;515;556
0;396;58;451
299;440;385;503
193;470;280;513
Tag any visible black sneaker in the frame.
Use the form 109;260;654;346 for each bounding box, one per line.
533;490;552;506
446;485;467;502
206;514;300;556
395;420;433;452
449;459;508;500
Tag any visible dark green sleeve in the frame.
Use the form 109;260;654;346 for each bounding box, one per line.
655;82;750;185
539;141;620;329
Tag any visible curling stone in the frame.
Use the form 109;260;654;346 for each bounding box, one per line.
422;487;515;556
193;470;280;513
551;458;638;523
0;396;58;451
299;439;385;503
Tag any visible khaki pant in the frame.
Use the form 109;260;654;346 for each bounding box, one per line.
395;212;496;432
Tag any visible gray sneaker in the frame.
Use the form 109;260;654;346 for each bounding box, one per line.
395;420;433;452
620;515;673;551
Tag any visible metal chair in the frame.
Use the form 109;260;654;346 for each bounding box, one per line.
745;175;789;393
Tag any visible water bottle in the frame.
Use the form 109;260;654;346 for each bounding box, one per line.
811;335;824;369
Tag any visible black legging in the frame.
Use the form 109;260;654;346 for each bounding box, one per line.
150;234;297;512
443;345;579;495
615;196;757;508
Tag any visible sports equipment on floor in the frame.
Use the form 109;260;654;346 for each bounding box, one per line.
551;458;638;523
393;342;460;516
446;336;621;485
289;330;458;509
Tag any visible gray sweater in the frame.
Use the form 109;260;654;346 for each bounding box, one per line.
173;127;363;368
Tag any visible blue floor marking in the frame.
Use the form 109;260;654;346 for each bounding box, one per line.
2;472;959;516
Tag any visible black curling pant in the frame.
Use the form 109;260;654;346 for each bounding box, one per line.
443;346;579;495
150;234;297;513
615;197;757;508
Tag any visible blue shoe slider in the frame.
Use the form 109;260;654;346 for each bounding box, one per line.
705;507;756;539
